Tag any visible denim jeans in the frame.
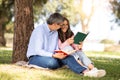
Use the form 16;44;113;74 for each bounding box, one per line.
28;55;86;74
61;45;92;68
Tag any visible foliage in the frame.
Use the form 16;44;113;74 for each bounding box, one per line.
6;22;14;33
0;50;120;80
110;0;120;19
1;0;120;33
41;0;79;25
110;0;120;25
0;0;48;33
0;0;14;25
40;0;95;32
33;0;48;22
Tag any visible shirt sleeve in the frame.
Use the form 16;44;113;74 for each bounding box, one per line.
36;30;55;57
27;27;53;57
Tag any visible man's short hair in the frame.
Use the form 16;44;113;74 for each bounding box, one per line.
47;13;64;25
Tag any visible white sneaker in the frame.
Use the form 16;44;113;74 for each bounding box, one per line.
91;67;98;71
92;68;106;78
84;70;98;77
96;69;106;78
84;68;106;78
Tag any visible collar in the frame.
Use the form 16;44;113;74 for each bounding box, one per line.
44;22;55;34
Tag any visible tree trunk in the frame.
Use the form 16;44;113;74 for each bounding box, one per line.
79;0;94;32
12;0;34;63
0;24;6;46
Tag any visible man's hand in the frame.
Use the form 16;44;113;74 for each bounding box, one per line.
52;53;67;59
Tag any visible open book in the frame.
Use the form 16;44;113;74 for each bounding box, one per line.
54;50;76;55
74;32;89;44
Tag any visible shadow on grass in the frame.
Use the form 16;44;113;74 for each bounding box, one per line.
0;50;12;64
90;57;120;80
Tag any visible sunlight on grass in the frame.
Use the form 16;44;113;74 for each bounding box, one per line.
85;51;120;59
0;72;14;80
0;64;81;80
0;50;120;80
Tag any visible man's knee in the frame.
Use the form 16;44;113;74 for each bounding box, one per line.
47;59;59;69
67;55;75;60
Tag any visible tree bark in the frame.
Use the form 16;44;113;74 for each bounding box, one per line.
12;0;34;63
0;24;6;46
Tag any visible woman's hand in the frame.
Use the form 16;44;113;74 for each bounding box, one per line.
75;42;83;50
66;37;74;44
78;42;83;49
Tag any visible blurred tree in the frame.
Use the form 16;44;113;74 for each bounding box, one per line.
0;0;47;47
12;0;47;63
60;0;96;32
110;0;120;19
33;0;47;22
0;0;13;46
42;0;77;25
41;0;95;32
110;0;120;24
75;0;95;32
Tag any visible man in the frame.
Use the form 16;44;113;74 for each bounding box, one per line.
26;13;104;77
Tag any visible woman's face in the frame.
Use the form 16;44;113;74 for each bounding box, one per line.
61;20;68;33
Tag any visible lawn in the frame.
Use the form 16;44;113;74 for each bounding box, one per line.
0;50;120;80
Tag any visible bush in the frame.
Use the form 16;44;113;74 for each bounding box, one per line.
6;22;14;33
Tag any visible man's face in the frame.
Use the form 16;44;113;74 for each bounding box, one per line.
52;23;64;31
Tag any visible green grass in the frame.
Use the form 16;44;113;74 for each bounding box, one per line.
0;50;120;80
0;50;12;64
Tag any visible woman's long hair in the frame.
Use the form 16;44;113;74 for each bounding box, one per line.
58;17;74;43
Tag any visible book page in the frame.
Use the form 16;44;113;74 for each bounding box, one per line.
54;50;76;55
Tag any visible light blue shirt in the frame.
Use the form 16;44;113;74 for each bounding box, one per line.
27;22;59;58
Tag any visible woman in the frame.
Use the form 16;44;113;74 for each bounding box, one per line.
57;17;106;76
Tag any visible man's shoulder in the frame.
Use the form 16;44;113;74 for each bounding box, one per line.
32;25;43;35
35;23;47;30
36;23;46;28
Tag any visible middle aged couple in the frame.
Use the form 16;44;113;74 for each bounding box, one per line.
26;12;106;78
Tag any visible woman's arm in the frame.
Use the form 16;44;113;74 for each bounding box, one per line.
72;42;83;50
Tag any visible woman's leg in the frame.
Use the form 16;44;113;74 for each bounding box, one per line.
75;51;94;70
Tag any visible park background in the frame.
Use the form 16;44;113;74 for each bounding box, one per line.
0;0;120;80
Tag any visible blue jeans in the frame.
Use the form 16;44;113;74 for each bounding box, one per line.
61;46;92;68
28;55;86;74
